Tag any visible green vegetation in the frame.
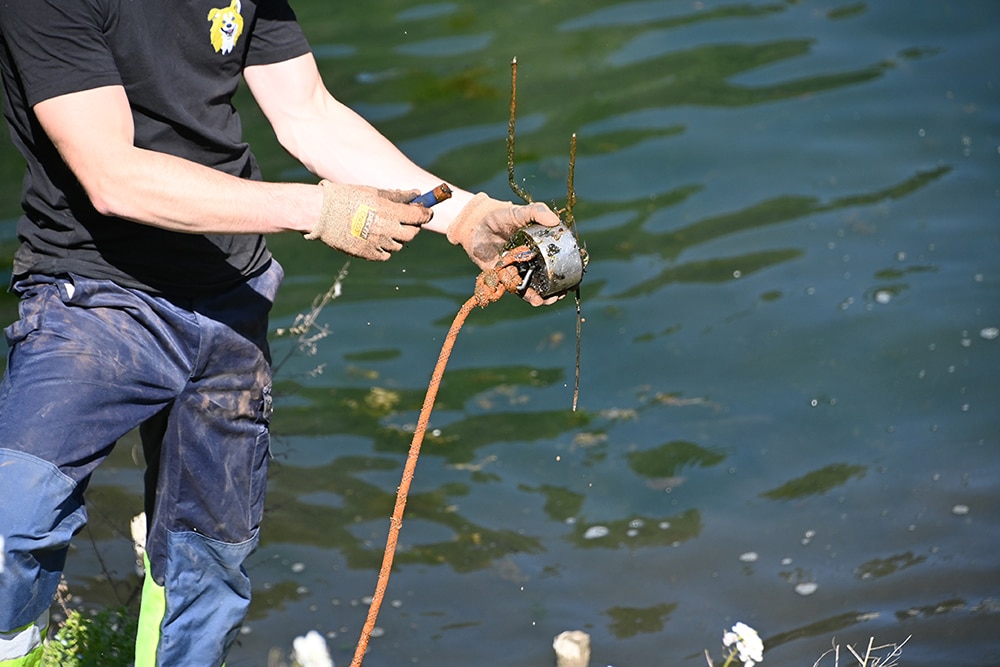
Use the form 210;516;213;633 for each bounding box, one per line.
42;607;137;667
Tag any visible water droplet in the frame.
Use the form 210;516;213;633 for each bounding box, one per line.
795;582;818;596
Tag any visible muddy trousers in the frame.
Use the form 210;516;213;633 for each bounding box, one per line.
0;262;281;666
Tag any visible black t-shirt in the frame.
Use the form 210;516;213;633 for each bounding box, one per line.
0;0;311;295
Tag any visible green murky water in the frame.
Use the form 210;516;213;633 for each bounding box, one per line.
2;1;998;665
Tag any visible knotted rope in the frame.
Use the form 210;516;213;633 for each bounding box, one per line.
349;246;536;667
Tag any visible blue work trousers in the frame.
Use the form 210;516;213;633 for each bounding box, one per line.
0;260;282;666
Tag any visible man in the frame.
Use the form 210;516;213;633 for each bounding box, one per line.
0;0;561;664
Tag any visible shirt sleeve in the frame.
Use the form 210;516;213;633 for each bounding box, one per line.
0;0;122;107
244;0;312;67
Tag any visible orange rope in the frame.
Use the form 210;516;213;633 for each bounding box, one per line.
349;247;534;667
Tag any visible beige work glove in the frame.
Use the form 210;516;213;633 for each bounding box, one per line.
446;192;562;269
446;192;563;305
305;180;432;261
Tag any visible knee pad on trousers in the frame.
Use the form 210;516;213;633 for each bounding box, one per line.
0;448;85;632
138;528;257;666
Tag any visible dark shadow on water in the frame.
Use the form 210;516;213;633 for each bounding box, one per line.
760;463;867;501
262;453;543;572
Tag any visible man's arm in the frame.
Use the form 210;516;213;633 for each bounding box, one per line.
33;84;322;235
244;53;480;235
244;52;565;305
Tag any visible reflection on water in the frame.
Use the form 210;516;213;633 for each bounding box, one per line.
2;1;999;666
760;463;867;501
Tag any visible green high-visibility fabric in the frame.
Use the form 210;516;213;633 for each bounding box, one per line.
0;645;42;667
131;553;229;667
134;553;165;667
0;613;45;667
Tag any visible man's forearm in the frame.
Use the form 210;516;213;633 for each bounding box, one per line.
280;97;473;234
93;146;323;235
34;84;322;236
245;54;474;234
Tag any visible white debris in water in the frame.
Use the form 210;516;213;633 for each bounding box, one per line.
291;562;306;573
583;525;610;540
952;504;970;516
980;327;999;340
738;551;759;563
553;630;591;667
801;530;816;546
781;557;793;566
874;290;893;304
795;582;819;596
658;521;671;530
723;622;764;667
292;630;334;667
130;513;147;577
629;519;645;529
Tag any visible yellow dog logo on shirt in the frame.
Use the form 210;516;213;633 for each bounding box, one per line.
207;0;244;54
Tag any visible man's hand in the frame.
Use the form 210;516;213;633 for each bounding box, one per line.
447;193;562;305
305;181;432;261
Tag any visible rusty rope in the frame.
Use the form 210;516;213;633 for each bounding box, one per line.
349;246;535;667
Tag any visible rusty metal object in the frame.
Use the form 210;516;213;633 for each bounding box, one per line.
502;222;589;298
409;182;453;208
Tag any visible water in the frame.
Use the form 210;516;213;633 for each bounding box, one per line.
2;1;998;665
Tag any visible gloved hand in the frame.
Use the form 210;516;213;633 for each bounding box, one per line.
305;180;432;261
447;193;563;305
447;192;562;269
